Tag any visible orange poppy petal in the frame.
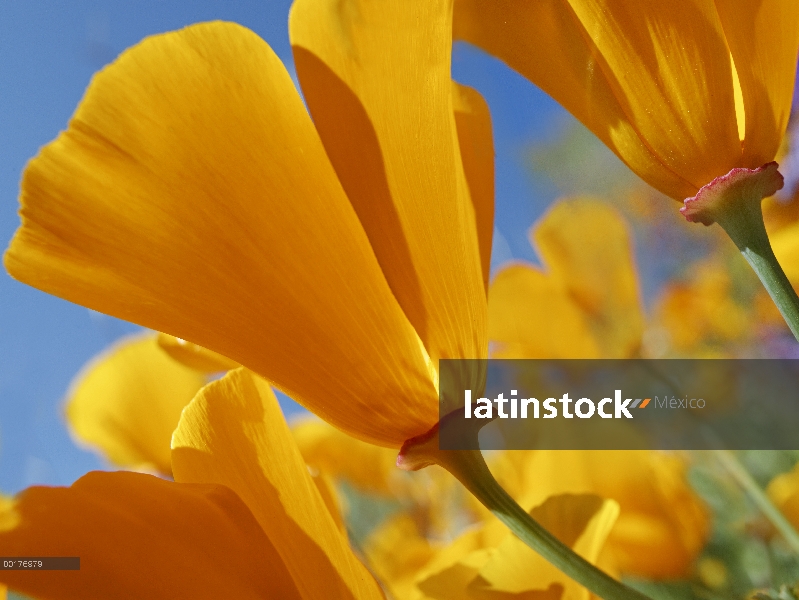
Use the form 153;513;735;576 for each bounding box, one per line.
453;82;495;294
4;21;437;446
290;0;487;365
532;198;643;358
453;0;698;199
714;0;799;166
65;332;207;476
0;471;300;600
488;264;600;358
171;369;385;600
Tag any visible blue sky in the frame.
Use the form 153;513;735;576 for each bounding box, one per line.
0;1;569;493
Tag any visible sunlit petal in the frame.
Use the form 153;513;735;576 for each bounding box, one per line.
563;0;740;190
5;21;438;446
0;472;300;600
65;332;207;475
290;0;488;366
715;0;799;166
171;369;384;600
453;0;699;199
453;81;495;293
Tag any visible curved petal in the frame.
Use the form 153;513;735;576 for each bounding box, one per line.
532;198;643;358
453;0;699;199
290;0;488;366
157;333;239;373
488;264;600;358
65;332;207;476
715;0;799;166
171;369;385;600
453;82;495;294
4;21;438;446
0;471;300;600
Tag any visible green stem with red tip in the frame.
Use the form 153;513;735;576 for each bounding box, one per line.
681;162;799;343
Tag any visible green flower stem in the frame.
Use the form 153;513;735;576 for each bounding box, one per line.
713;449;799;554
714;196;799;342
445;449;651;600
398;430;652;600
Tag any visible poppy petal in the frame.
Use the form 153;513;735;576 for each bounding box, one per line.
4;21;438;446
0;471;300;600
290;0;488;365
453;0;699;199
532;198;643;358
65;333;207;476
453;82;495;293
714;0;799;166
475;494;618;597
156;333;239;373
171;369;385;600
565;0;742;189
488;264;600;358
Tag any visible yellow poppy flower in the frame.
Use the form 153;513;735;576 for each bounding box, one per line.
365;492;619;600
0;369;383;599
487;450;709;580
454;0;799;202
4;1;493;449
488;197;644;359
65;332;209;476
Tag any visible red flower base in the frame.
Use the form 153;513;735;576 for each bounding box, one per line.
681;162;784;226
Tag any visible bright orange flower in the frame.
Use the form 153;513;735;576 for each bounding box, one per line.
4;1;494;448
0;370;384;599
454;0;799;201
